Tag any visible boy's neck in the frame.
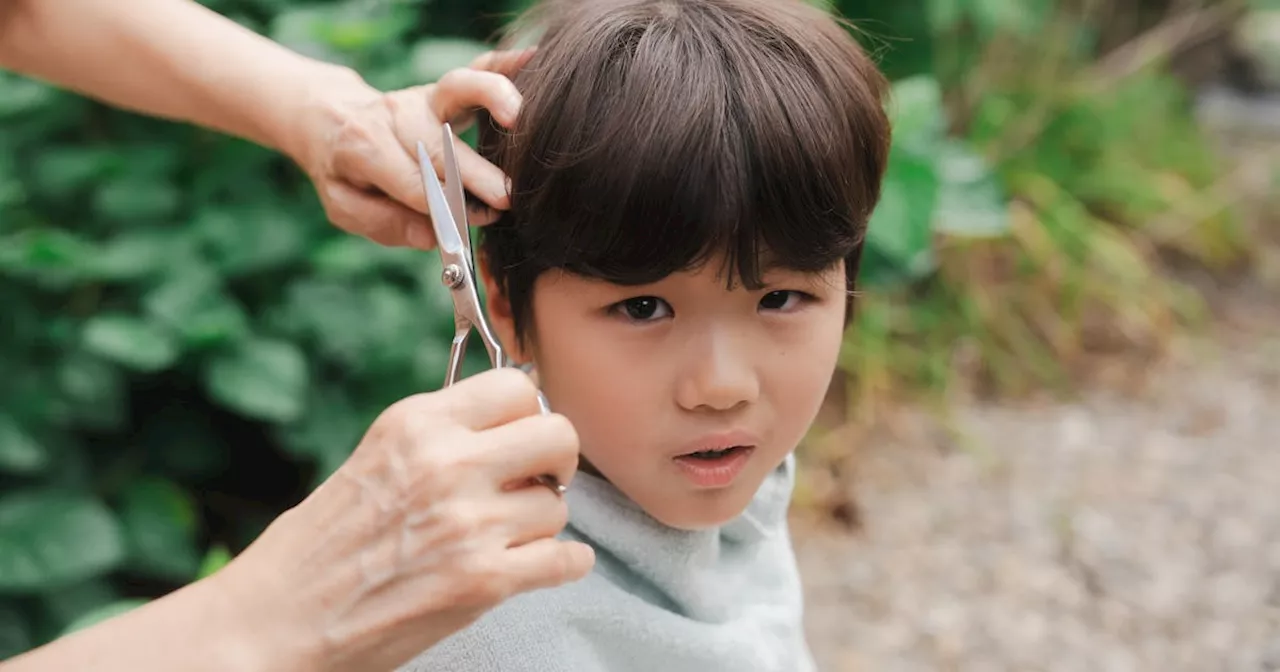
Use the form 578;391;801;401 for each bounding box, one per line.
578;455;606;480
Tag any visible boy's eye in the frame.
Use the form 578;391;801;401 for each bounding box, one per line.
614;296;672;322
759;290;809;312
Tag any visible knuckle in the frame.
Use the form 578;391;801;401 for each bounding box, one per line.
436;67;473;91
442;503;484;537
483;367;538;400
378;394;459;455
420;139;445;170
334;114;377;150
319;180;346;207
391;392;445;428
541;413;579;448
468;51;494;70
380;89;408;116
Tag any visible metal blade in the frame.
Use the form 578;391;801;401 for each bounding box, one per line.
417;140;464;255
440;124;471;262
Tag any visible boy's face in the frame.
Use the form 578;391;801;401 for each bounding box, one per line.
484;255;847;530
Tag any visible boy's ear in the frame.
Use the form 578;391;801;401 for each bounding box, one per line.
478;253;528;364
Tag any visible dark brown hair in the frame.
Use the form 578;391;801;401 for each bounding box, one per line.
477;0;892;339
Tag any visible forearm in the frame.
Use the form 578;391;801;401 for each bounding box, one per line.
0;570;314;672
0;0;367;159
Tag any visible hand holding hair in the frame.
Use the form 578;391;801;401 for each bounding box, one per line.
284;49;536;250
0;0;532;250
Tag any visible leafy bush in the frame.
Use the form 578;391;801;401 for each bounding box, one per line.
0;0;1247;658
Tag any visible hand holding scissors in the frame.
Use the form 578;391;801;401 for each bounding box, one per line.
417;124;565;496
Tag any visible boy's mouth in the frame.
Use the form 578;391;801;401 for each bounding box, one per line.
682;446;748;460
672;437;758;488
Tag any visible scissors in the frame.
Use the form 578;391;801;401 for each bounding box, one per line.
417;124;565;496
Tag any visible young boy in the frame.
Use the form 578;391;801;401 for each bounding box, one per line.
405;0;890;669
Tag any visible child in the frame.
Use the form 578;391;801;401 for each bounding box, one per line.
404;0;890;669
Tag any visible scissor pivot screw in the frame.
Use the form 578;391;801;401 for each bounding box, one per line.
441;264;465;289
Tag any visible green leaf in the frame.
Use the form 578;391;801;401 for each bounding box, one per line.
969;0;1053;38
29;147;122;198
56;353;129;432
143;269;249;348
269;6;348;63
276;384;364;473
0;414;49;476
320;12;413;52
0;229;95;287
93;177;182;222
933;139;1011;238
195;206;310;277
58;599;149;638
81;314;179;373
0;73;60;118
310;236;390;277
887;75;947;150
0;490;126;594
38;579;121;633
85;229;178;281
117;477;201;581
412;38;491;83
138;405;229;479
864;148;939;284
926;0;964;32
202;336;309;423
0;602;32;660
197;544;233;580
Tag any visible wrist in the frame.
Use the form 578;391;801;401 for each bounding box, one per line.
269;61;379;171
201;549;321;672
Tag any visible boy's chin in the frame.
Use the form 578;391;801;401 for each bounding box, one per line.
638;488;757;531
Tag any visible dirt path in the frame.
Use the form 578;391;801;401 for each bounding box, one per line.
794;281;1280;671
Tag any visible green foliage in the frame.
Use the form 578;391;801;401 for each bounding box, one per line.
831;0;1250;415
0;0;1251;659
0;0;511;655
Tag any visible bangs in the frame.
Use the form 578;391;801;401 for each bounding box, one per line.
477;0;890;333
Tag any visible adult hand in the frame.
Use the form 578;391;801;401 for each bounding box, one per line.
284;48;534;250
212;368;592;672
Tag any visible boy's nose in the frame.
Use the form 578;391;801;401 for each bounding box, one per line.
674;330;760;413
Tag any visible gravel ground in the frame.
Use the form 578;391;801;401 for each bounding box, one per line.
794;281;1280;671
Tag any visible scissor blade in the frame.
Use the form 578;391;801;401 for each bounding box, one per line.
440;123;472;268
417;141;464;255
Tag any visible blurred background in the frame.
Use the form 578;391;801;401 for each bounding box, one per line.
1;0;1277;668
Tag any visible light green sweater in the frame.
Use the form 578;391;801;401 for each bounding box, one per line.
400;454;815;672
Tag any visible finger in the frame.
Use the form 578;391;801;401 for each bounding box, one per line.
430;367;545;431
330;126;431;218
469;201;501;227
492;485;570;548
390;94;512;212
447;140;512;211
322;181;435;249
432;68;523;129
477;412;579;491
410;130;511;211
498;538;595;596
469;46;537;78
